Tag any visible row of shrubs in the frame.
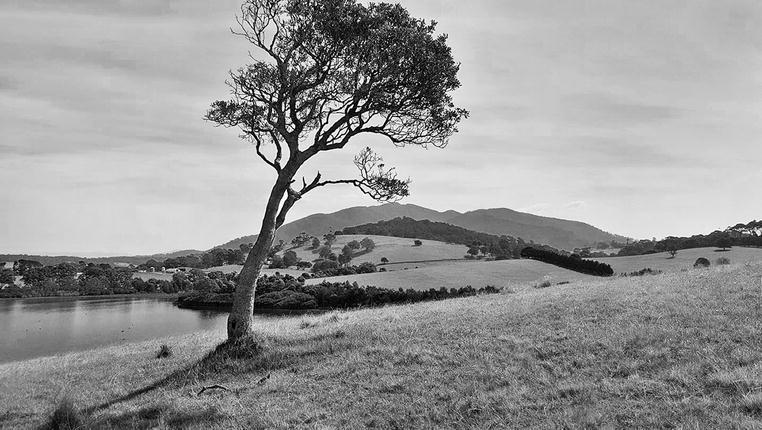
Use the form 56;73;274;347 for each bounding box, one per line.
520;247;614;276
176;273;501;310
309;260;378;277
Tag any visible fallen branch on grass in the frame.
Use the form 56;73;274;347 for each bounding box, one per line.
197;385;229;396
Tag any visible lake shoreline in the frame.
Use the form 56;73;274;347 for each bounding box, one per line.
0;292;178;301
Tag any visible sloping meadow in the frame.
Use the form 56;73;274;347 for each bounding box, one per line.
2;264;761;428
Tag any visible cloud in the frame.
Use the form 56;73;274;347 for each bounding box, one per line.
561;93;683;128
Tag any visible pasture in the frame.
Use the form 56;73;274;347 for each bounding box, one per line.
3;264;762;428
602;246;762;274
284;234;468;265
306;258;594;290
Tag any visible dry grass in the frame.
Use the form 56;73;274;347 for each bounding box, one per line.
286;234;469;265
2;264;762;428
305;258;594;291
602;246;762;274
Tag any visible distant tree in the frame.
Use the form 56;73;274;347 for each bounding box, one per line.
360;237;376;252
240;243;252;255
338;253;352;267
667;245;678;258
269;255;286;269
323;233;337;247
413;240;423;247
311;237;321;250
467;247;479;257
318;245;333;259
716;238;732;251
347;240;361;251
0;269;14;285
291;232;312;248
342;244;354;259
283;250;299;267
380;257;389;264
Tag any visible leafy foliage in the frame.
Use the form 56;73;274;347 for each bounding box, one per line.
177;273;500;311
521;247;614;277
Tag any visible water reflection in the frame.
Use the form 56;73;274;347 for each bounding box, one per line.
0;296;231;363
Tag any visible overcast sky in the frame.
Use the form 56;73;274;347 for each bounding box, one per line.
1;0;761;255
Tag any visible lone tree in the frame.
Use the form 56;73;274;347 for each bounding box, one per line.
206;0;467;340
360;237;375;252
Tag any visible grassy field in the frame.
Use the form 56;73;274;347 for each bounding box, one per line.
4;263;762;428
285;234;468;266
306;259;594;290
602;246;762;274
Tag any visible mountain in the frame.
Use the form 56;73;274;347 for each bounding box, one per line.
446;208;629;251
217;203;627;251
216;203;459;249
0;249;204;267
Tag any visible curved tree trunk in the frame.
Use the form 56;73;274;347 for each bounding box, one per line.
227;176;290;340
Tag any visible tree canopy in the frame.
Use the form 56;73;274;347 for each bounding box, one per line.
205;0;467;340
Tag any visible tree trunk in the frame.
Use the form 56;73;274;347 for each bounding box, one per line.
227;176;290;340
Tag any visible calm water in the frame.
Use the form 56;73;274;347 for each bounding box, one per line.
0;296;231;363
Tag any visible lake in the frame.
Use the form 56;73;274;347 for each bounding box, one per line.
0;296;232;363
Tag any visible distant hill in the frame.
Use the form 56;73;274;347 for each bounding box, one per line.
218;203;627;251
217;203;460;249
0;250;204;267
446;208;628;252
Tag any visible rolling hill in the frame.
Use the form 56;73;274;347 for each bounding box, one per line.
601;246;762;274
218;202;627;251
285;234;469;266
304;258;594;291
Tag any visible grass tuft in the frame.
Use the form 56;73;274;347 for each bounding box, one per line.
741;393;762;416
46;398;84;430
156;344;172;359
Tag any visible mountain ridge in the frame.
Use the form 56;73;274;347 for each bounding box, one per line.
217;202;628;251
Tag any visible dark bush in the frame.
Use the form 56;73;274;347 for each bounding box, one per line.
156;344;172;359
520;247;614;276
694;257;711;268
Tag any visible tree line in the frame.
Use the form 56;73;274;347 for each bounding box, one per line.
617;221;762;257
520;247;614;277
176;272;501;311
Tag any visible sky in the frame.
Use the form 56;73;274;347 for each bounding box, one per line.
1;0;761;255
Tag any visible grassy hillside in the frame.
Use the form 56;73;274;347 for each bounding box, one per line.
2;264;761;428
602;246;762;274
286;234;468;266
305;259;594;290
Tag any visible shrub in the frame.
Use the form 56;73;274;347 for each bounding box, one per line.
622;268;662;277
47;398;83;430
534;280;552;289
716;257;730;265
413;240;423;246
156;344;173;359
694;257;711;268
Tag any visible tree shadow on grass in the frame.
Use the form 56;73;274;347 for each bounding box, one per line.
91;403;227;430
81;328;352;418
